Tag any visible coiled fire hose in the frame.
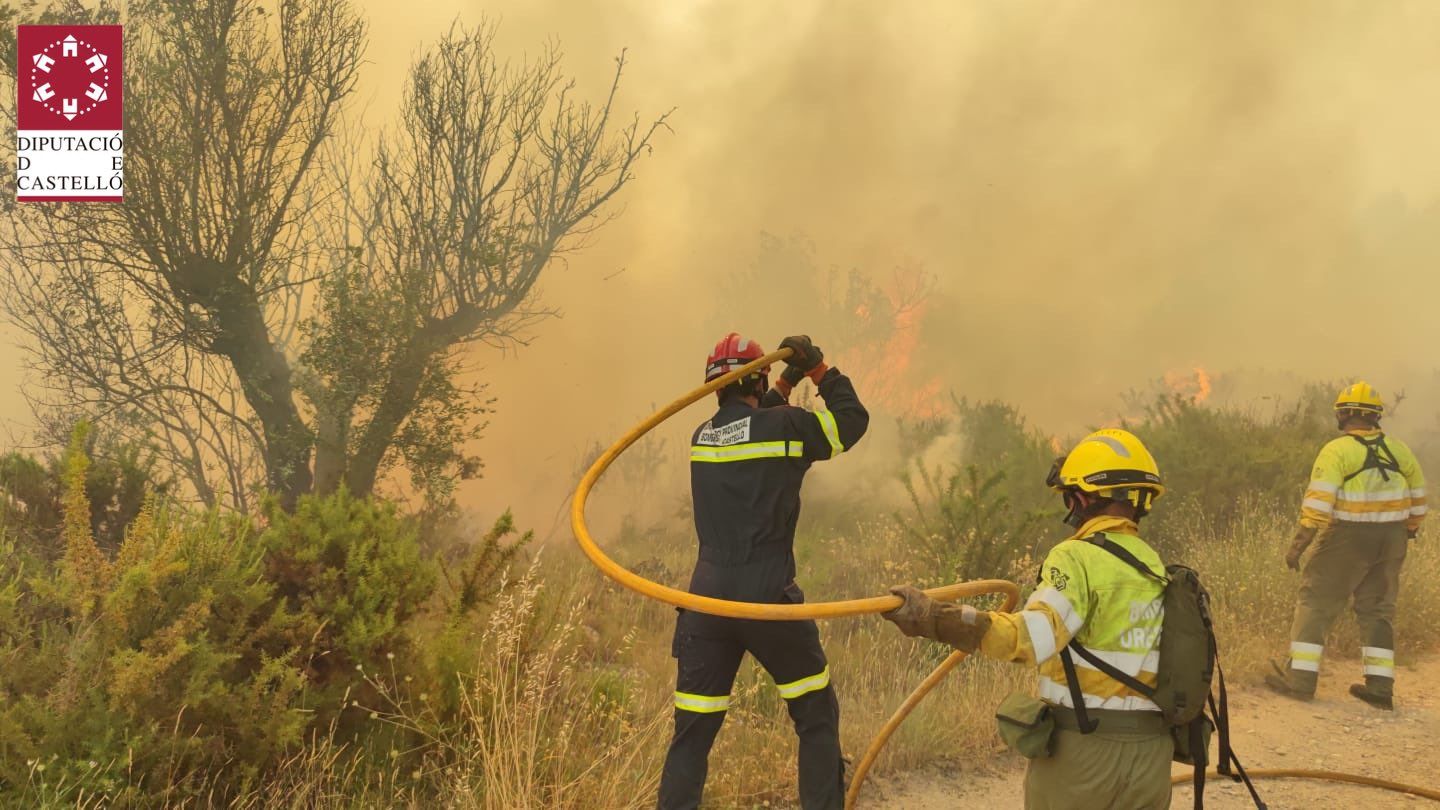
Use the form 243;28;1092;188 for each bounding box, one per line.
570;348;1440;807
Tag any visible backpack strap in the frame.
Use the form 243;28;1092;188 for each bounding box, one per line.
1067;640;1157;699
1190;717;1208;810
1058;647;1100;734
1057;533;1167;734
1209;662;1267;808
1342;433;1402;483
1087;533;1168;584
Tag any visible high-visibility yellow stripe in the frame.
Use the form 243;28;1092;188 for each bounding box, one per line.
775;666;830;699
1362;646;1395;677
1288;641;1323;672
674;691;731;713
690;441;804;463
1333;509;1411;523
1337;489;1411;503
815;410;843;458
1036;672;1160;711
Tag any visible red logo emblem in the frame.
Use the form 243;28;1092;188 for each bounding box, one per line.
18;25;123;131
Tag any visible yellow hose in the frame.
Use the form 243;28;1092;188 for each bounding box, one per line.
1173;768;1440;802
570;348;1018;808
570;347;1440;807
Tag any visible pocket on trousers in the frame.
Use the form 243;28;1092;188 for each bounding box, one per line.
671;611;690;659
782;581;806;604
995;692;1055;759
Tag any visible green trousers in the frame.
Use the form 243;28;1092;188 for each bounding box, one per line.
1023;726;1173;809
1287;522;1408;695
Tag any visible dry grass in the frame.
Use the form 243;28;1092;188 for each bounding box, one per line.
515;503;1440;809
31;504;1440;809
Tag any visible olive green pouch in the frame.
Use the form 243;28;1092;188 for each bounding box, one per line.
1171;714;1213;765
995;692;1054;759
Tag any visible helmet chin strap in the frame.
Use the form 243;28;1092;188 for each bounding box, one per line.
1061;490;1088;528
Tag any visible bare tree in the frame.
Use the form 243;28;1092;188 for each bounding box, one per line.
1;4;668;510
305;25;670;501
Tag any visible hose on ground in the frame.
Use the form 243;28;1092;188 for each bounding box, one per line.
570;347;1440;807
1172;768;1440;802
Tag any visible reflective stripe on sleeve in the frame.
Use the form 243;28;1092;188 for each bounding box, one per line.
1362;646;1396;678
775;666;830;700
1308;480;1339;495
1302;497;1334;514
1022;610;1058;664
674;691;731;713
1290;641;1323;672
1411;505;1429;517
814;410;844;458
1026;586;1083;635
690;441;805;463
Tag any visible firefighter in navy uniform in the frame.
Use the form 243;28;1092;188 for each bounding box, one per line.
657;333;869;810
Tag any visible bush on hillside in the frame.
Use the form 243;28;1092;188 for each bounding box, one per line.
896;399;1062;582
0;428;533;806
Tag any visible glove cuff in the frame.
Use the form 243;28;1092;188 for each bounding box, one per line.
805;363;830;384
933;605;992;651
773;377;794;400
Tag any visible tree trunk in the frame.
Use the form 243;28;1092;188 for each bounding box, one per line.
173;257;313;508
342;339;440;497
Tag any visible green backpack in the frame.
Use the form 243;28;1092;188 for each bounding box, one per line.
1057;535;1266;810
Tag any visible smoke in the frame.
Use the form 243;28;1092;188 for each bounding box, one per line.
418;0;1440;525
9;1;1440;527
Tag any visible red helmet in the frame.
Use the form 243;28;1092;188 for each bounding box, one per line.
705;332;769;383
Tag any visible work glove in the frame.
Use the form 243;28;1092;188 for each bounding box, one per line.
780;364;806;388
779;335;825;373
1286;526;1317;571
882;586;992;653
882;585;939;639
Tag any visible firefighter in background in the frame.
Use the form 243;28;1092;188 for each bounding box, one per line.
883;429;1173;809
658;333;869;810
1266;382;1426;710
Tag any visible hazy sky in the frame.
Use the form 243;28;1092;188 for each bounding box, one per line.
7;1;1440;526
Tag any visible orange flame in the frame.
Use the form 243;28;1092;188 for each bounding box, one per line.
1163;367;1213;404
828;276;944;419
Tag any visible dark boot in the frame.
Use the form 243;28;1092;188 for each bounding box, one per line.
1265;659;1315;702
1349;681;1394;711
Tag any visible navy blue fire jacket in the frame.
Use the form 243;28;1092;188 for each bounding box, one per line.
683;367;869;626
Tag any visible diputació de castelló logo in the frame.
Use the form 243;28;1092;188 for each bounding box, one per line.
16;24;124;202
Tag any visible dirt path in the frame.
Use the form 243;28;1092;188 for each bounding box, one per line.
859;657;1440;808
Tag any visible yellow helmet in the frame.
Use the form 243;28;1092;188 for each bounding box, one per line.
1334;381;1384;415
1047;429;1165;522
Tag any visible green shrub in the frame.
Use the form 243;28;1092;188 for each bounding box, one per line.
896;399;1063;583
0;426;168;562
1126;389;1334;551
0;430;534;806
0;430;307;805
259;486;438;723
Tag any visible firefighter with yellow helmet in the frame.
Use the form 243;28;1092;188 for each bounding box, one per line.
883;429;1173;809
1266;382;1426;710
